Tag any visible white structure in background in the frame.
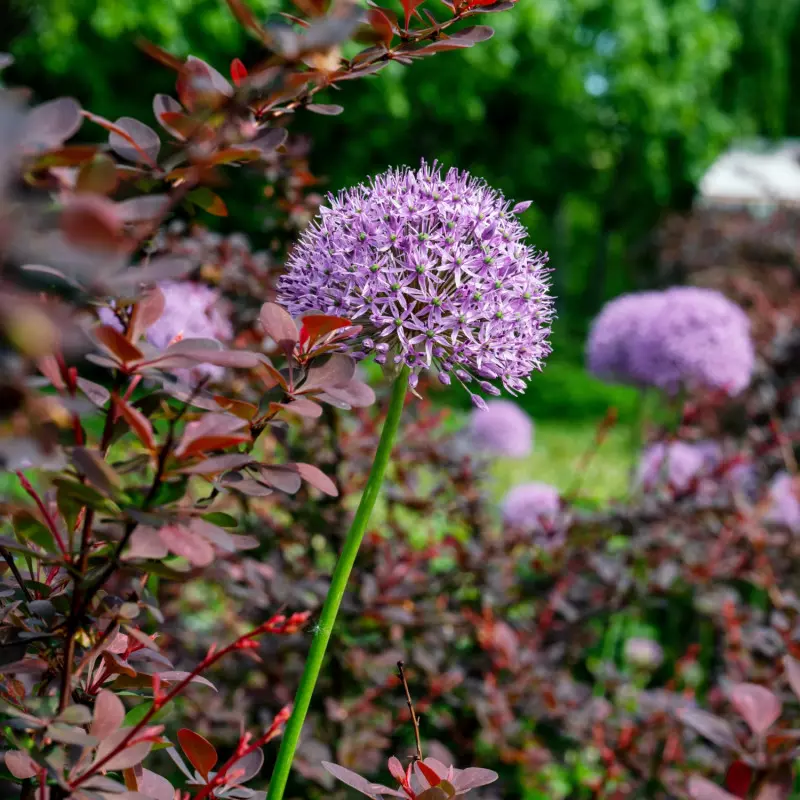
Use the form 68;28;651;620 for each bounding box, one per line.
697;140;800;211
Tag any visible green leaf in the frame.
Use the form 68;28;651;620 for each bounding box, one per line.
201;512;237;529
52;478;119;514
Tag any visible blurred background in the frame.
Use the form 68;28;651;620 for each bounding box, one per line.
4;0;800;497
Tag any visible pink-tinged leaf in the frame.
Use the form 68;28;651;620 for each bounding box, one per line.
93;729;154;771
177;56;233;111
230;58;248;86
295;463;338;497
725;761;752;799
306;103;344;116
189;518;236;552
368;8;395;46
225;0;270;44
77;378;111;408
153;94;184;138
130;287;166;342
755;765;793;800
678;708;738;750
319;379;376;408
224;748;263;785
4;750;39;779
149;347;266;370
260;302;298;351
154;671;216;690
90;689;125;740
25;97;82;152
415;24;494;52
511;200;532;214
94;325;144;365
730;683;782;736
175;413;249;458
388;757;406;785
139;770;175;800
256;466;303;494
160;524;215;566
687;779;737;800
237;127;288;157
321;762;383;798
177;729;217;780
61;194;122;251
451;768;498;792
105;256;192;293
116;194;170;223
179;453;255;474
301;353;355;393
125;526;169;560
219;474;273;496
783;655;800;701
109;118;161;165
115;396;156;452
281;398;323;419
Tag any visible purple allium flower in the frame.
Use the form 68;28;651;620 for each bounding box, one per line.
100;281;232;384
468;399;534;458
766;471;800;533
636;441;715;493
586;292;667;384
278;161;554;405
623;638;664;671
628;287;754;395
501;481;561;537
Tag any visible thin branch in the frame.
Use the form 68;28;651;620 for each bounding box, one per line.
0;545;32;601
397;660;423;762
16;472;68;558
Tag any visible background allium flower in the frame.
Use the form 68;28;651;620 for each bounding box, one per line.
279;161;554;406
468;399;534;458
101;281;232;384
501;481;561;537
628;287;755;395
637;441;714;493
767;472;800;533
586;292;667;384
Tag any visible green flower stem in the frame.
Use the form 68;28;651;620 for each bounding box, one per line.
267;367;410;800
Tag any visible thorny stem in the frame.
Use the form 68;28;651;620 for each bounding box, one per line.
398;661;423;762
266;368;410;800
69;614;306;790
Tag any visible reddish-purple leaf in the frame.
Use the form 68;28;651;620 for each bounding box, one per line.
90;690;125;740
61;195;122;251
161;524;215;566
230;57;248;86
725;761;752;799
301;353;355;393
237;127;288;156
687;778;737;800
115;396;156;452
225;748;263;784
153;94;184;136
177;729;217;780
281;397;323;418
755;765;793;800
260;302;298;351
319;379;376;408
25;97;82;152
678;708;737;750
783;655;800;701
399;0;425;30
176;413;249;458
139;770;175;800
306;103;344;116
93;728;154;771
109;117;161;165
451;768;498;792
130;286;166;342
94;325;144;365
256;466;303;494
295;463;338;497
179;454;255;474
154;671;216;690
322;762;403;798
4;751;39;780
299;314;353;347
125;526;169;561
77;378;110;407
76;154;119;195
730;683;782;736
188;187;228;217
116;194;170;223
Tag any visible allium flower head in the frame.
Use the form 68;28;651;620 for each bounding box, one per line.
279;161;554;406
100;281;232;384
586;292;667;384
637;441;714;494
501;481;561;537
767;472;800;533
628;287;754;395
468;399;534;458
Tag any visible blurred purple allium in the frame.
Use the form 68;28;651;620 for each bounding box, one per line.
586;292;667;384
628;287;755;395
501;481;561;537
637;441;715;494
100;281;232;383
767;471;800;533
278;161;554;406
468;399;534;458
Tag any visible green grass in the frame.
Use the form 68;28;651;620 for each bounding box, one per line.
489;418;635;506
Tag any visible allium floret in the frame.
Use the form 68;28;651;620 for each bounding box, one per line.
278;161;554;406
586;291;667;385
767;471;800;534
629;287;754;395
468;398;534;458
501;481;561;537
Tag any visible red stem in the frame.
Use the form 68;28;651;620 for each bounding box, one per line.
16;472;68;557
68;613;308;790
